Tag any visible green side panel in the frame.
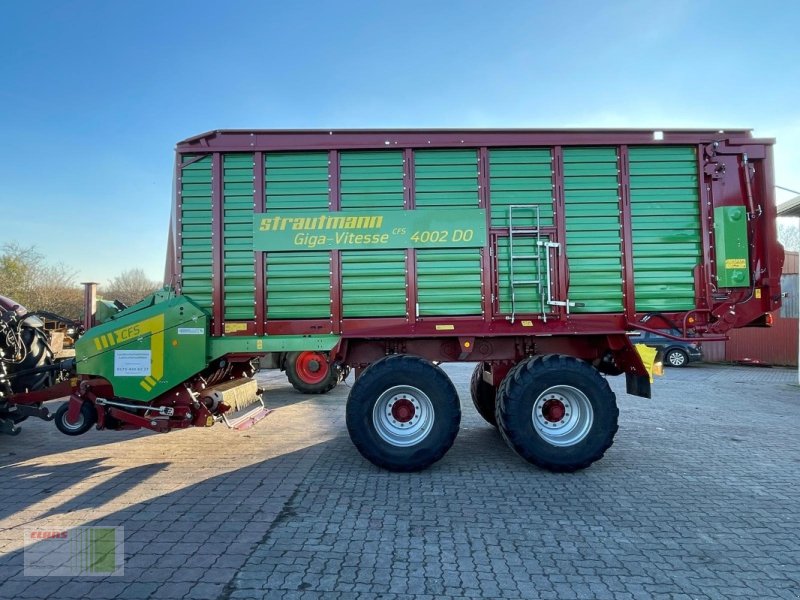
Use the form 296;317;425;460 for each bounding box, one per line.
417;249;482;316
208;334;340;360
489;148;554;228
340;150;404;210
339;152;407;317
265;152;330;210
414;149;479;208
341;250;406;317
496;237;547;315
563;147;623;313
75;295;209;402
223;153;255;320
264;151;332;320
713;205;750;287
266;252;331;319
629;146;701;311
180;155;213;310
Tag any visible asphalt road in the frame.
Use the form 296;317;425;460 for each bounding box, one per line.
0;362;798;599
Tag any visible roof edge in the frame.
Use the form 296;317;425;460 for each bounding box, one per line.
178;127;756;146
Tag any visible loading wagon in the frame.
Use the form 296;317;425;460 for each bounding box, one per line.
8;128;783;472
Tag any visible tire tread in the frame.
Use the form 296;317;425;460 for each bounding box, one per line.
496;355;619;472
346;355;461;472
469;363;497;427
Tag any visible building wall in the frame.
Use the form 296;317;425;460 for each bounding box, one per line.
725;315;798;366
701;341;726;363
718;251;799;366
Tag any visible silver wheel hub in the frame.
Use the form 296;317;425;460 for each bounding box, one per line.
532;385;593;447
372;385;434;447
63;412;84;431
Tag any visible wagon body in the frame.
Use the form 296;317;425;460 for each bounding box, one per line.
166;129;782;372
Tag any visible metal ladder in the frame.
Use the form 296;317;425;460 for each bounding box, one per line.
507;205;577;323
507;205;545;323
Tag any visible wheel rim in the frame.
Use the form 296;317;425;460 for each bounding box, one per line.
531;385;594;447
295;352;330;384
668;351;686;366
61;410;85;431
372;385;435;447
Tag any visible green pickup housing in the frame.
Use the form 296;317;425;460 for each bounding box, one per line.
713;205;750;288
75;292;340;402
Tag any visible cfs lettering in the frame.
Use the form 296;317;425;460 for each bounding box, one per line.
392;227;406;235
115;324;141;342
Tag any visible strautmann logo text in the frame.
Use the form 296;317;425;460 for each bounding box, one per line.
258;214;384;232
251;208;487;252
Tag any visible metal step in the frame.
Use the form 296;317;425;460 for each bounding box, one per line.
200;378;272;431
511;280;540;286
222;397;271;431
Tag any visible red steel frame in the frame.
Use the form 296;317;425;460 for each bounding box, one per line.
211;154;224;337
254;151;266;336
166;129;784;374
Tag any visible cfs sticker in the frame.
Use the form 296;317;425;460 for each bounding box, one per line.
178;327;205;335
114;350;151;377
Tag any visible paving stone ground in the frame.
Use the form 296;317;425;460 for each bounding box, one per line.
0;363;797;599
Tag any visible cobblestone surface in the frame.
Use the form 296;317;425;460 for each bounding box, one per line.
0;363;798;599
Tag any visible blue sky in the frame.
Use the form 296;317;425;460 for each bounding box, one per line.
1;1;798;283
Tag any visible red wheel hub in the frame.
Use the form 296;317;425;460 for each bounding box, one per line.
391;398;415;423
542;399;566;423
295;352;330;384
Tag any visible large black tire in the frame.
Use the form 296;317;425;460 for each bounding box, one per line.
54;401;97;436
470;363;497;427
346;355;461;472
14;325;54;393
496;355;618;472
664;348;688;368
8;325;53;423
286;351;339;394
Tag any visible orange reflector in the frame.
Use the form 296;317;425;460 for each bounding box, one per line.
766;313;774;326
687;316;695;324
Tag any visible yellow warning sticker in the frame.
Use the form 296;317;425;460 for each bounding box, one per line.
224;322;248;334
755;288;762;299
521;320;534;327
725;258;746;269
435;324;455;331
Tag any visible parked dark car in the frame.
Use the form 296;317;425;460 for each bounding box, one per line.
633;329;703;367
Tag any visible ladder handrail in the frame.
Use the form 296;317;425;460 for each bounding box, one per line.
506;205;578;322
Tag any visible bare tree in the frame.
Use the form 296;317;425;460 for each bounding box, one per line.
778;217;799;252
0;242;83;318
104;268;161;307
